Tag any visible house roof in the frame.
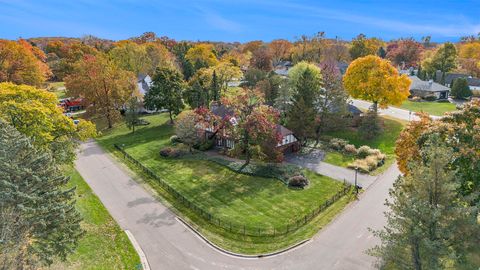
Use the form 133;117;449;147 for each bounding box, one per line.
467;77;480;87
409;76;450;92
434;71;480;86
274;69;289;76
210;102;234;118
137;73;148;82
348;104;362;115
276;124;294;137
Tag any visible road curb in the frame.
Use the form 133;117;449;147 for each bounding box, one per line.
176;216;311;259
125;230;150;270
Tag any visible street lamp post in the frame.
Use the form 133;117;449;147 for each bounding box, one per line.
354;167;359;197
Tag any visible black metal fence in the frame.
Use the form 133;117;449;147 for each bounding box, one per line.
114;144;353;237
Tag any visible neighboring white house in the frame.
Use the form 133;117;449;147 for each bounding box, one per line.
137;74;153;96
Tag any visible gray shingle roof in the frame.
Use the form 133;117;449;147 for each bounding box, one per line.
409;76;450;92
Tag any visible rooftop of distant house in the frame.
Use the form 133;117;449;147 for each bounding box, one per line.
409;76;450;92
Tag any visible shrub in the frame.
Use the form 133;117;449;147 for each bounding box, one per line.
358;112;382;139
318;135;334;143
197;139;214;151
365;156;379;170
329;138;348;150
159;147;185;158
424;95;437;101
357;145;372;158
348;160;370;173
344;144;357;155
367;148;381;156
410;96;422;102
135;119;150;126
170;135;182;144
288;175;309;188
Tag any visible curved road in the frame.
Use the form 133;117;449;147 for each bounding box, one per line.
76;141;400;270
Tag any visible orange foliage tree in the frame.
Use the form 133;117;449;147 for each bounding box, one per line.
395;112;432;174
0;39;51;86
343;55;411;114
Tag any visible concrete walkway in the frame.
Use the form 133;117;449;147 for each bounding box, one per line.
75;140;400;270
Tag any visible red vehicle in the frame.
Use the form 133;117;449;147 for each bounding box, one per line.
59;98;84;112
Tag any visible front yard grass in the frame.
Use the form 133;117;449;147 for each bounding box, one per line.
322;116;406;175
323;151;355;167
96;113;354;254
397;100;457;116
49;167;140;270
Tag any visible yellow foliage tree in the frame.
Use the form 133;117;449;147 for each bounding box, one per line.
0;82;96;164
343;55;411;113
185;43;218;69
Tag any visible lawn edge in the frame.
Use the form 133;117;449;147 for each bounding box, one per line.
176;216;311;258
95;139;355;254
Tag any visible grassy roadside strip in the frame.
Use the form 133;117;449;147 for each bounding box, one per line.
102;143;356;254
49;167;141;270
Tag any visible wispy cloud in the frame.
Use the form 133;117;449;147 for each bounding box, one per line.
255;0;480;38
194;6;243;32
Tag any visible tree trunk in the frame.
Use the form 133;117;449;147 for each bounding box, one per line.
411;238;422;270
372;101;378;115
106;110;113;129
169;110;174;124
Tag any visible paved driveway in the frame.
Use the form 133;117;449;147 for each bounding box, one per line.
285;149;378;189
75;141;400;270
351;99;441;121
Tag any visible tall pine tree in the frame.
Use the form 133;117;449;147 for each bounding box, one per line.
370;140;480;269
286;65;322;144
0;120;83;269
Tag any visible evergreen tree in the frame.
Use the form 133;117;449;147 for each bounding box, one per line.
450;78;473;99
211;70;220;101
417;65;424;80
0;120;83;269
144;66;185;124
184;80;209;108
370;140;480;270
286;66;322;144
124;96;140;133
377;46;386;58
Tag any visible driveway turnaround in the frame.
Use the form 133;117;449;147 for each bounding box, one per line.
76;141;400;270
285;153;377;189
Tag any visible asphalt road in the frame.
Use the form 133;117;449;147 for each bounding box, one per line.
75;141;400;270
351;99;441;121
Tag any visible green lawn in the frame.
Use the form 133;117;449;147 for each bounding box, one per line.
397;100;457;116
47;81;67;99
323;151;355;167
96;113;354;254
322;116;406;175
49;168;140;270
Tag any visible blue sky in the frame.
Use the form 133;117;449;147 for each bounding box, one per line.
1;0;479;42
